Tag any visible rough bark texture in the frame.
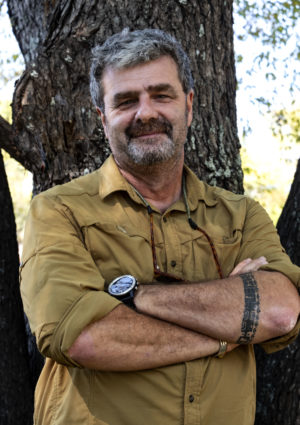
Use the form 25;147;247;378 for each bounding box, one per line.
254;337;300;425
254;160;300;425
0;115;29;168
277;159;300;266
7;0;243;195
0;150;33;425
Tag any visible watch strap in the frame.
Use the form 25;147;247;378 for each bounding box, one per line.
119;288;137;309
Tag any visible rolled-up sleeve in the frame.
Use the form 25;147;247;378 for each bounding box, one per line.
236;198;300;353
20;193;121;367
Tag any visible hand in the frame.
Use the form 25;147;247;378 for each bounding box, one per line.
230;256;268;277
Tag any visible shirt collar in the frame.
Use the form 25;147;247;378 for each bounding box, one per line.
98;155;218;209
98;155;145;206
183;164;218;210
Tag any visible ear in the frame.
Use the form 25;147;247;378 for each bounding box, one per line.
96;107;108;138
186;90;194;127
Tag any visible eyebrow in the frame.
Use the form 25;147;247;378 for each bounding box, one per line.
112;91;140;107
112;83;178;107
147;83;177;96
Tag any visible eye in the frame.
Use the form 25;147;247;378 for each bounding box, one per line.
153;93;172;101
114;98;139;110
118;99;137;107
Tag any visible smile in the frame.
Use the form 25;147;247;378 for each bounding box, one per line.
131;132;166;139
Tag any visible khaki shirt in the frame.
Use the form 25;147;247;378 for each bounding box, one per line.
21;155;300;425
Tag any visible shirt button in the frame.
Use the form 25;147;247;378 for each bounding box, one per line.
189;395;194;403
170;260;176;267
163;217;167;223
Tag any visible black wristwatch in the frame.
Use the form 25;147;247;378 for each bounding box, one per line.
108;275;138;309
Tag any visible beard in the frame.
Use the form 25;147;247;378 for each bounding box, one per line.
124;116;180;166
127;137;175;165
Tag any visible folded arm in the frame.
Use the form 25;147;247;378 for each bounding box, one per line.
135;268;300;344
69;258;299;370
69;303;222;371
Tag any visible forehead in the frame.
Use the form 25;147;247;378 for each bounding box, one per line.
102;56;183;99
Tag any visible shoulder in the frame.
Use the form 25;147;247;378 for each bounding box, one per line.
203;181;247;203
40;169;100;199
27;170;102;230
185;163;253;209
203;182;264;225
32;169;101;209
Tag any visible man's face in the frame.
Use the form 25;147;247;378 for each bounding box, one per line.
99;55;193;168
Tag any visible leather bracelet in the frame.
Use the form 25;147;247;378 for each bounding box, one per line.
215;340;227;358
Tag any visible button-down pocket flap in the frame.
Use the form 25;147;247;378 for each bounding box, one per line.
82;222;154;283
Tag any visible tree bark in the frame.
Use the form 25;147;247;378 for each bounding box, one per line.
277;159;300;266
254;160;300;425
0;150;33;425
0;115;30;168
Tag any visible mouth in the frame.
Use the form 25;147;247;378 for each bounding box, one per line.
126;118;173;140
131;132;166;139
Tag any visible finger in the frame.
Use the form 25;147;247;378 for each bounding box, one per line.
242;256;268;273
230;257;268;276
230;258;252;276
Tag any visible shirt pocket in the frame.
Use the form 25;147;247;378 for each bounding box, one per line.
180;227;243;281
82;221;154;285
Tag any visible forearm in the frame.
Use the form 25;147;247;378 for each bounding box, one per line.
69;304;220;371
135;271;300;344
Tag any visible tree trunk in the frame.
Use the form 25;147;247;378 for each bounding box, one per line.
7;0;243;195
254;160;300;425
277;159;300;266
0;150;33;425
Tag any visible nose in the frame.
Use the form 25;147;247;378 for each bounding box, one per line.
135;96;158;122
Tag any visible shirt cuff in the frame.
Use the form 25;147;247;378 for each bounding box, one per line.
45;291;121;367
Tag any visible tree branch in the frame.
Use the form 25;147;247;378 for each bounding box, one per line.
0;115;31;170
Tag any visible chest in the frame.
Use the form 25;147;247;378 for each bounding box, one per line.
79;199;244;285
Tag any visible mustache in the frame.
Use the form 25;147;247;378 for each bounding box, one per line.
125;118;173;139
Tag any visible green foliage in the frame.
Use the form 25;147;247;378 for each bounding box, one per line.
235;1;299;217
235;0;299;58
0;1;24;86
0;99;11;122
241;146;295;224
234;0;299;113
271;108;300;147
235;0;299;42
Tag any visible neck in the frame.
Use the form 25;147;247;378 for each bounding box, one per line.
116;155;184;213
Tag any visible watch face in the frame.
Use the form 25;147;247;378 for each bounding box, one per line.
108;275;136;296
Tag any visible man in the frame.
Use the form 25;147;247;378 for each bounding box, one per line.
21;29;300;425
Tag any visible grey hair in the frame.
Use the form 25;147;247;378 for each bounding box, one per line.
90;28;194;111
